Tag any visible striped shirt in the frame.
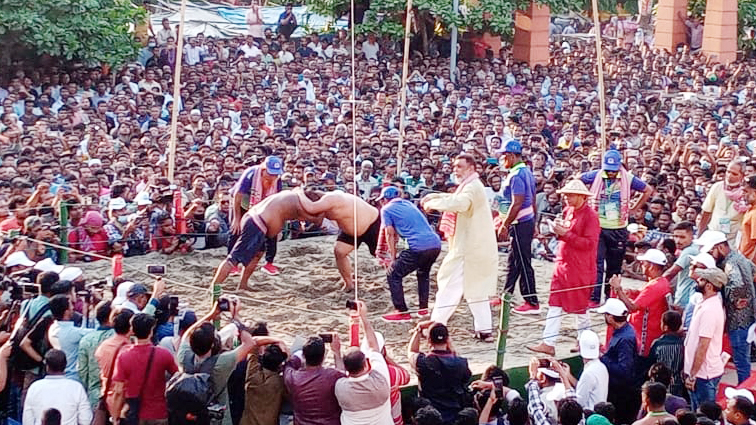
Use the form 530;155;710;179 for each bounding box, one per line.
649;333;685;396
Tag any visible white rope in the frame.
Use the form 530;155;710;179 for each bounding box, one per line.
350;0;359;303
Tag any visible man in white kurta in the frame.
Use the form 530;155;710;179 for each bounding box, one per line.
421;154;499;340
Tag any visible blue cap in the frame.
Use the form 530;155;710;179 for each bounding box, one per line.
377;186;400;201
603;150;622;171
265;156;283;175
504;140;522;154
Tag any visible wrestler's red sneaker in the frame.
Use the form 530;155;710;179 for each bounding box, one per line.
513;303;540;315
416;309;429;318
382;311;412;322
262;263;280;276
587;301;601;309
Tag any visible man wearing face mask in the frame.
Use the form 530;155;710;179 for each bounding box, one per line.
694;230;756;385
103;197;149;257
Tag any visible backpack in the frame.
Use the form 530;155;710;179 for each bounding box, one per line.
8;303;51;371
165;355;225;425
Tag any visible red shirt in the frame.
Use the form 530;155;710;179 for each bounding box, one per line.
388;364;411;425
112;344;178;420
67;228;109;257
0;217;21;232
628;276;670;357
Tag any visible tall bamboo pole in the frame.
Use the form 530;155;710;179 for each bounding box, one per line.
167;0;189;183
396;0;414;172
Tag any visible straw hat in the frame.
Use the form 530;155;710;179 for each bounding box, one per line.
557;180;593;196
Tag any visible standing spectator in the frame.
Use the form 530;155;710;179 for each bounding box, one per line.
111;314;178;425
376;186;441;321
94;309;133;420
155;18;175;46
648;311;685;397
581;150;653;307
284;335;345;425
608;249;671;357
421;154;498;341
76;301;114;409
552;330;608;410
696;230;756;384
663;221;699;310
596;298;639;425
23;349;92;425
408;321;472;423
678;12;704;50
684;268;726;410
246;0;265;40
47;294;94;381
277;4;297;39
698;160;746;247
527;180;599;356
497;140;539;314
239;337;289;425
356;160;379;201
361;34;380;61
739;174;756;262
335;301;392;425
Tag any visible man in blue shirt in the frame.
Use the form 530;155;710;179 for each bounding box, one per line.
596;298;639;425
497;140;539;313
378;186;441;322
46;294;94;381
580;150;653;306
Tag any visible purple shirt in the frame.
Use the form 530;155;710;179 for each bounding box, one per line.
283;356;345;425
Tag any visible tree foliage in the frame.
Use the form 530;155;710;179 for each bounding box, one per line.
0;0;145;66
688;0;756;51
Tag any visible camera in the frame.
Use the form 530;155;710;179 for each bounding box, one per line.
77;290;92;302
345;300;358;310
319;333;333;343
218;297;232;312
207;403;226;425
147;264;165;275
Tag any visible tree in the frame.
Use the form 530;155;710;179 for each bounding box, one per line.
688;0;756;52
0;0;146;67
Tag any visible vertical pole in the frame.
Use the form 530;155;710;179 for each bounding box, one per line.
495;293;512;368
58;202;69;265
166;0;189;183
449;0;459;83
396;0;414;172
591;0;608;154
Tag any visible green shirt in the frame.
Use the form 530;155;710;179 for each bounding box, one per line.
77;328;115;408
177;340;242;425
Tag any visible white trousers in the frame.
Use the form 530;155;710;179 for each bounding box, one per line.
542;306;591;347
431;262;493;333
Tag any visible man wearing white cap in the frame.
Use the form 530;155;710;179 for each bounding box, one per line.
553;330;608;410
695;229;756;384
103;197;149;257
608;248;671;357
528;180;599;356
595;298;638;424
4;251;36;273
356;160;378;201
724;387;755;425
683;267;726;409
34;258;64;275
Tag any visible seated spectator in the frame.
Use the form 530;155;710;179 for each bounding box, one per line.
408;321;472;423
633;382;675;425
103;197;149;257
152;213;193;255
23;349;92;425
67;211;108;262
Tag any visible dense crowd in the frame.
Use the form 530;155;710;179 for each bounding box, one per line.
2;6;756;425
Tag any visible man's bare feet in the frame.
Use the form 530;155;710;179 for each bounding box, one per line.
342;283;354;292
238;283;251;291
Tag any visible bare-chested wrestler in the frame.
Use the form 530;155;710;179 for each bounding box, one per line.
296;188;380;291
210;190;322;290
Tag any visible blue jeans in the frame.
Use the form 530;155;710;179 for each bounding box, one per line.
729;327;752;384
690;375;722;411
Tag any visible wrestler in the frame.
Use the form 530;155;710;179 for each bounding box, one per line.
210;190;322;290
295;188;380;290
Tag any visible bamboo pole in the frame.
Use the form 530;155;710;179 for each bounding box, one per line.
495;292;512;368
396;0;414;172
166;0;189;183
58;202;69;264
591;0;608;154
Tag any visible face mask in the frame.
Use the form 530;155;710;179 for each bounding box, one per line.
148;42;156;48
316;103;324;112
117;216;129;224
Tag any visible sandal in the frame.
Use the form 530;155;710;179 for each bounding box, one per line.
475;332;495;343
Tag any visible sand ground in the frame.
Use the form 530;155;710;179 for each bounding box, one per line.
77;236;645;374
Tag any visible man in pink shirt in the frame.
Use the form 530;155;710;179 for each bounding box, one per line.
684;267;726;410
94;309;133;419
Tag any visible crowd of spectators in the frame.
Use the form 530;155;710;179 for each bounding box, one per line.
2;5;756;425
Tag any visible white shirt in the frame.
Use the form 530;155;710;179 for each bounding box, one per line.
334;350;392;425
574;358;609;410
240;43;261;58
278;51;294;63
23;375;92;425
361;41;379;60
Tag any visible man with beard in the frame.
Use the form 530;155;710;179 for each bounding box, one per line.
683;267;726;410
694;230;756;385
699;160;747;246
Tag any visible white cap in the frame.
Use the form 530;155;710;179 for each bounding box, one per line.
690;252;717;269
595;298;628;316
59;267;83;282
360;331;385;353
5;251;35;268
694;230;727;253
109;197;127;211
578;330;600;359
135;192;153;206
725;387;755;404
34;258;64;274
113;281;135;306
636;249;667;266
538;368;560;379
361;160;373;169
